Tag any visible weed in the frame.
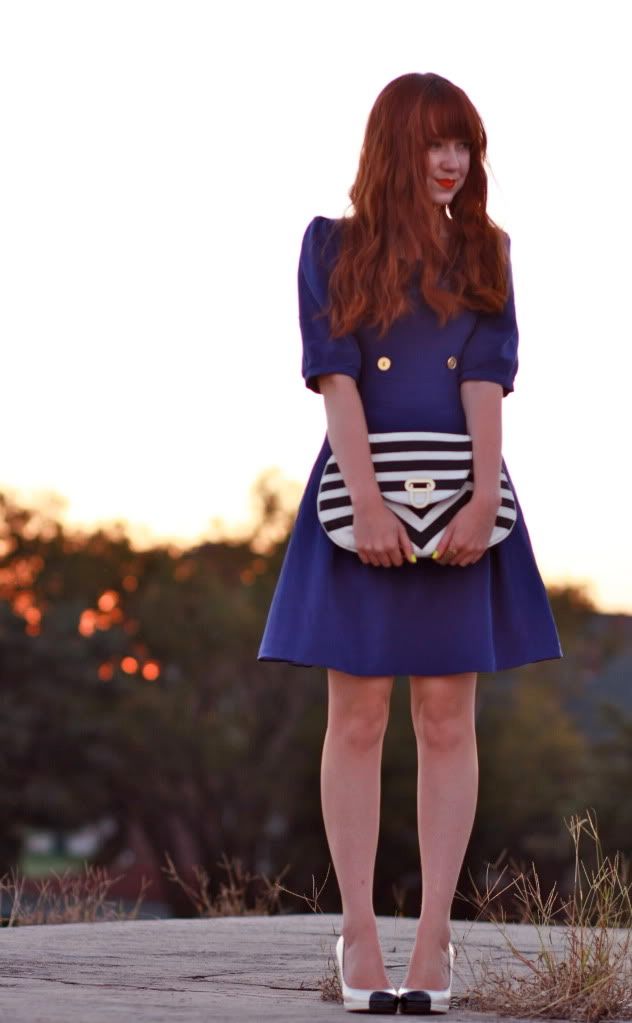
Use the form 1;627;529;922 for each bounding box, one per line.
0;861;150;926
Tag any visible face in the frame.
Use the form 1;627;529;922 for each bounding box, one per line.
426;138;471;205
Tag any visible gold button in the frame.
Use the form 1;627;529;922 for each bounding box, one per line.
447;355;457;369
377;356;391;371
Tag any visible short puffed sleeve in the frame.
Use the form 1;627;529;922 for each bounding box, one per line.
298;215;362;393
457;234;519;397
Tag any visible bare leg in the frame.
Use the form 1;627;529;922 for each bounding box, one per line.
321;667;395;989
402;672;479;990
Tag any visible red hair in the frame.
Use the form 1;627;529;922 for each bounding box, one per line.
322;72;511;338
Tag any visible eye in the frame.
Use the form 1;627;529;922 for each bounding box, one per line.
428;139;471;150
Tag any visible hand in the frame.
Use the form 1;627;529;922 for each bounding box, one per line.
432;495;500;567
353;497;416;567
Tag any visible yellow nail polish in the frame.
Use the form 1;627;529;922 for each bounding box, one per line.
409;554;417;563
431;550;440;560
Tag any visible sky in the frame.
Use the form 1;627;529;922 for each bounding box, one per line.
1;0;630;613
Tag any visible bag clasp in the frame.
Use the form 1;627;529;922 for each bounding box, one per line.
404;478;436;508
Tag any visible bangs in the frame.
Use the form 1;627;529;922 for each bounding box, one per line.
424;93;478;144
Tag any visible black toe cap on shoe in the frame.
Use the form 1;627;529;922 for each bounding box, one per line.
368;990;399;1013
399;989;433;1013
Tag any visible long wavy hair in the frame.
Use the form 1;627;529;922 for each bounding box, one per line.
321;72;511;339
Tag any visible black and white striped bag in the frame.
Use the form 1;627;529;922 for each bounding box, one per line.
317;431;517;558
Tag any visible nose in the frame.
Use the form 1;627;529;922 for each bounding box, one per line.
439;143;462;167
441;151;460;169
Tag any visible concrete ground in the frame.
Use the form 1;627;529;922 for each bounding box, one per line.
1;912;631;1022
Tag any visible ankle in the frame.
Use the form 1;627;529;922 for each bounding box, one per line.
415;919;451;948
342;917;379;943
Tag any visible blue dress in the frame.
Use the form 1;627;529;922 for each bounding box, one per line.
257;215;563;676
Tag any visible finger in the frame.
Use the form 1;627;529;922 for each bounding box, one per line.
396;525;416;564
455;549;479;566
440;547;459;566
393;533;409;566
366;550;388;567
380;545;400;567
458;547;481;566
380;544;400;568
462;551;483;566
431;529;453;563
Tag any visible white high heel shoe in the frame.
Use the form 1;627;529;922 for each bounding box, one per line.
398;941;456;1015
335;934;399;1013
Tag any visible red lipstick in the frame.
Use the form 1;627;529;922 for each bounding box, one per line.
436;179;456;188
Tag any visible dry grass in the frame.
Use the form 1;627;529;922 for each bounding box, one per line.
453;810;632;1021
162;849;290;916
0;861;150;926
1;849;291;926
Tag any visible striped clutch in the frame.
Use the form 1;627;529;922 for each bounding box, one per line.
317;430;517;558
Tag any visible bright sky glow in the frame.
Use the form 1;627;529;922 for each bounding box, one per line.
1;0;630;612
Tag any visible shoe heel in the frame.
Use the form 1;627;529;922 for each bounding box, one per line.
335;934;399;1014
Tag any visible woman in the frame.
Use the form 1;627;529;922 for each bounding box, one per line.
258;72;563;1015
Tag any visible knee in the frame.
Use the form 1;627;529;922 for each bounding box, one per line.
413;698;472;751
331;699;390;750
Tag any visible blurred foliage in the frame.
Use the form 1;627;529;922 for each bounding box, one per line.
0;478;631;917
